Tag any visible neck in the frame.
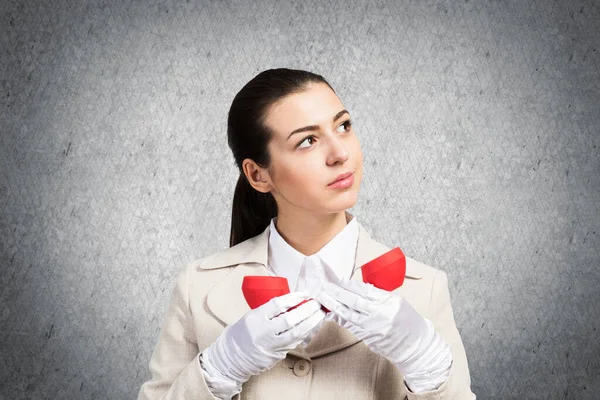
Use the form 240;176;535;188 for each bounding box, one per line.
274;210;351;256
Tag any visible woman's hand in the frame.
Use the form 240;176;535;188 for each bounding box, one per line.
314;278;453;392
201;291;326;386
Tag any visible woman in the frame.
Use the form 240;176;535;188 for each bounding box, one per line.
138;68;476;399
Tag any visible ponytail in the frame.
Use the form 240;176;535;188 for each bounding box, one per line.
229;172;278;247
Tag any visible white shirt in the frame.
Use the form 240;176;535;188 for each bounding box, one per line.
266;214;359;294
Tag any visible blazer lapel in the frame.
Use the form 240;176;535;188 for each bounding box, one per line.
198;212;422;360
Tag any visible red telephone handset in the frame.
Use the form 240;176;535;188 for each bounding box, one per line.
242;247;406;313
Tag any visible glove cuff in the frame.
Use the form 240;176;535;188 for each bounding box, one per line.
199;352;243;398
203;330;250;384
396;319;453;392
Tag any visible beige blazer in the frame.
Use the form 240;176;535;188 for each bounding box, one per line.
138;215;476;399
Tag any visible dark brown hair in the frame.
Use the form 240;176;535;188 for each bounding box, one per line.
227;68;336;247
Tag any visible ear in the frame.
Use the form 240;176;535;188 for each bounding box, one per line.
242;159;271;193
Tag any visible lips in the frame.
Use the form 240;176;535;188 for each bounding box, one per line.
329;171;353;185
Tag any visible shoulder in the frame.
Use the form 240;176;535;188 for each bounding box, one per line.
406;255;452;297
171;250;240;300
363;225;443;283
367;229;451;317
405;255;444;281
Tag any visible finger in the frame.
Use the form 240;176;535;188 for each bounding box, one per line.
295;307;327;336
275;307;327;347
314;291;365;326
313;290;338;313
263;291;311;320
271;298;322;334
321;281;373;314
337;278;390;301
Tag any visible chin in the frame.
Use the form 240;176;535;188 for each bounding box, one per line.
329;191;359;211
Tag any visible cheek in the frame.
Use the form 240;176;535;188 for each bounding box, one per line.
277;162;326;202
276;162;318;190
291;163;322;190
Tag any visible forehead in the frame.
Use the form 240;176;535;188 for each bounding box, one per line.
264;83;344;138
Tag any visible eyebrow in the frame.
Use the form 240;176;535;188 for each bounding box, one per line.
286;109;350;140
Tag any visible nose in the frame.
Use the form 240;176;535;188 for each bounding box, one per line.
325;135;350;166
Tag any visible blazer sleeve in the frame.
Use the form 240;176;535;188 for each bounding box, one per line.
404;270;477;400
137;262;223;400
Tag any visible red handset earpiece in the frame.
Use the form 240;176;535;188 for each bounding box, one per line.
361;247;406;291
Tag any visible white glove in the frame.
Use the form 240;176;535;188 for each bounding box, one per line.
201;291;327;389
314;278;452;392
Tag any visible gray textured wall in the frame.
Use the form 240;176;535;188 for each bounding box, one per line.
1;0;599;399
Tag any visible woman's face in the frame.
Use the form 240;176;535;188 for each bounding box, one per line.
256;82;363;217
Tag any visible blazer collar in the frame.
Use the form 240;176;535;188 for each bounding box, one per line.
197;212;422;360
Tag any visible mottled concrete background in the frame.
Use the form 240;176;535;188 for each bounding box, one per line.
1;0;599;399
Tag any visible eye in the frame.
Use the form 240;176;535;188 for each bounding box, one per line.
297;135;317;149
337;119;353;133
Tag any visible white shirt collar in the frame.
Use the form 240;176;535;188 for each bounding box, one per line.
267;214;359;291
